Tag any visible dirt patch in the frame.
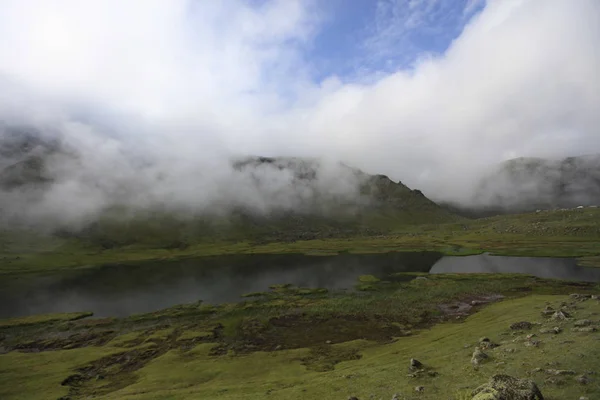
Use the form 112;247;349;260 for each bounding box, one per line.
61;346;168;399
438;294;505;319
229;314;403;354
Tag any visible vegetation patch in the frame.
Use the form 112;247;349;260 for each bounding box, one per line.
2;208;600;274
1;271;599;399
0;312;93;328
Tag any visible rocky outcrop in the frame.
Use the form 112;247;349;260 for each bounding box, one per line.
471;348;489;367
409;358;423;371
510;321;533;330
472;375;544;400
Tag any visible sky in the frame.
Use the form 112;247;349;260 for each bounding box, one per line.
0;0;599;221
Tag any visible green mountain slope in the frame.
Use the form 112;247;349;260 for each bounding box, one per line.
76;159;459;248
0;132;459;248
446;155;600;217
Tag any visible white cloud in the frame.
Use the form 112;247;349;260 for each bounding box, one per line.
0;0;598;223
289;0;600;199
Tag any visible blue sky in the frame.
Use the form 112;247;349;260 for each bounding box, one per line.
306;0;486;81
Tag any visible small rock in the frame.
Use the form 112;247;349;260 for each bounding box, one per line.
472;375;544;400
591;295;599;300
510;321;533;330
532;368;542;373
410;358;423;370
414;386;424;392
526;333;536;340
570;293;591;300
525;339;541;347
574;319;592;327
471;348;489;367
544;377;565;386
391;393;401;400
541;306;555;316
325;340;332;344
546;369;576;375
572;327;597;333
479;337;498;349
576;375;589;385
551;311;570;321
504;348;516;353
471;300;487;306
539;327;561;334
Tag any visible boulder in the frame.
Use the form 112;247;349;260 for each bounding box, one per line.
572;327;597;333
539;327;561;334
570;294;591;301
410;358;423;370
550;311;569;321
472;375;544;400
546;369;576;375
576;375;589;385
540;306;555;317
479;337;498;349
573;319;592;327
510;321;533;330
471;348;489;367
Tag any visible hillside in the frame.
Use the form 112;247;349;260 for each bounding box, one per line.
446;155;600;217
73;159;459;248
0;130;459;248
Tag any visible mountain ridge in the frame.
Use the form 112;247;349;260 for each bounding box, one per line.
0;130;459;246
445;154;600;217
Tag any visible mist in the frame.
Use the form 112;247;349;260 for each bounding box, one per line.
0;0;599;224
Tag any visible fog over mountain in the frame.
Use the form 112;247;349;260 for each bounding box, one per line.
468;155;600;213
0;0;598;224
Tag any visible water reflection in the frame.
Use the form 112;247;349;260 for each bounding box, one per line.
0;252;439;318
0;252;597;319
431;253;600;282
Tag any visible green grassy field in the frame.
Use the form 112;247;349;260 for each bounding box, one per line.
2;208;600;274
1;274;598;399
1;208;600;398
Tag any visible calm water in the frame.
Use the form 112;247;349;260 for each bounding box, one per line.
1;252;598;318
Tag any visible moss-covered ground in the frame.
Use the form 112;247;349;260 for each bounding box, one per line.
1;273;599;399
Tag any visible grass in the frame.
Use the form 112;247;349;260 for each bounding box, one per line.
2;208;600;274
1;278;598;399
0;312;93;328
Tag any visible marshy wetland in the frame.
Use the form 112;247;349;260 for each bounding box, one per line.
2;252;600;319
1;256;599;399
